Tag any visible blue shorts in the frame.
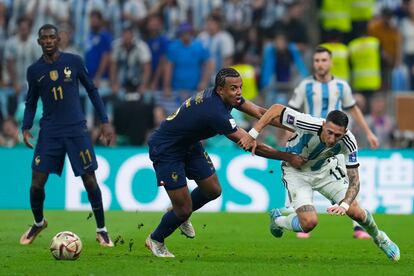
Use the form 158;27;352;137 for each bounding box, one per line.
32;133;98;177
149;142;215;190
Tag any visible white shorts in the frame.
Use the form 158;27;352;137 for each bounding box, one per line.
282;157;348;210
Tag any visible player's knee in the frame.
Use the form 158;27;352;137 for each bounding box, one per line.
300;217;318;233
208;185;222;200
31;172;47;189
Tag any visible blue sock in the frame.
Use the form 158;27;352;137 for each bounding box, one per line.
151;210;184;243
30;186;45;223
191;187;211;211
291;215;304;232
86;185;105;229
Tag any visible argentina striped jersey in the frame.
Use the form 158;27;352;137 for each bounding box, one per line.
281;107;359;171
288;76;356;118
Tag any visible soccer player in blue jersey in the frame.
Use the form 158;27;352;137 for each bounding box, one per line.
19;24;115;247
288;46;379;239
239;105;400;262
145;68;306;257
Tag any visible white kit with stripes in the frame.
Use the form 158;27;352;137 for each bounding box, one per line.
281;107;359;172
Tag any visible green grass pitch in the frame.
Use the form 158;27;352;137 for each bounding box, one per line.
0;210;413;275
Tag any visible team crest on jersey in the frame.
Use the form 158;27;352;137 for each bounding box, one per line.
229;118;237;129
63;67;72;82
49;70;58;81
34;155;41;166
287;114;295;124
171;172;179;183
349;152;357;163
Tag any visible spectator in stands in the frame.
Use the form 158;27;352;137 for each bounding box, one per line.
70;0;106;53
4;17;41;116
0;117;22;147
198;14;235;83
105;0;123;40
144;14;170;91
189;0;222;33
26;0;69;34
350;0;375;40
58;23;79;54
400;0;414;90
122;0;148;31
364;93;396;148
7;0;28;34
85;10;112;92
0;2;8;122
319;0;351;43
368;7;402;90
149;0;187;39
272;1;309;52
112;81;154;146
161;22;213;112
223;0;252;53
109;25;151;95
260;31;309;105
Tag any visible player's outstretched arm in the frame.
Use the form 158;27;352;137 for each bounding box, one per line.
348;105;379;148
227;128;306;169
327;167;360;216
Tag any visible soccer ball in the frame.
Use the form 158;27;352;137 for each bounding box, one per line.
50;231;82;260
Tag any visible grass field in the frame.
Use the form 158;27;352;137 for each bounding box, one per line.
0;210;413;275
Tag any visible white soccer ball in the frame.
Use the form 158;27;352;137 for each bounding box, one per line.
50;231;82;260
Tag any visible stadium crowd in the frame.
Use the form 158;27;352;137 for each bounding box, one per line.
0;0;413;148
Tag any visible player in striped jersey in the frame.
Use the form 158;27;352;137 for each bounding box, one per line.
238;104;400;262
287;46;379;239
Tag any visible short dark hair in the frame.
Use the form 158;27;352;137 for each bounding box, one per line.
214;68;240;90
38;24;58;37
314;46;332;57
326;110;348;129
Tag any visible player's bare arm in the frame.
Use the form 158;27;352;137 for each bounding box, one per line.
348;105;379;148
238;101;293;131
238;104;287;151
327;167;360;216
227;128;305;169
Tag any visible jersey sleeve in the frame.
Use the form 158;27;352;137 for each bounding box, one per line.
22;66;40;131
280;107;322;133
207;107;238;135
341;130;359;168
341;81;356;109
75;55;109;124
288;80;306;110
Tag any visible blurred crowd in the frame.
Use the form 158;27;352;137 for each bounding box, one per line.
0;0;413;148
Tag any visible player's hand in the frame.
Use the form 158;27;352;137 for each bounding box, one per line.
100;123;115;146
327;204;347;216
23;129;34;149
287;154;307;169
237;135;257;155
367;132;379;149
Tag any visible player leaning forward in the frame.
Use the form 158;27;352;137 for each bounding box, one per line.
239;104;400;262
145;68;305;257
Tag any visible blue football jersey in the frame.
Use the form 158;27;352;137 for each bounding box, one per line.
22;52;108;137
148;87;244;156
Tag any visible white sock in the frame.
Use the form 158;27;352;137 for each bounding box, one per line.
34;219;45;227
97;226;107;233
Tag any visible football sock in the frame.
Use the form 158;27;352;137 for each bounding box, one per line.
151;210;184;243
352;220;364;231
190;187;211;211
358;209;379;239
276;213;304;232
86;185;105;229
97;226;107;233
30;186;45;224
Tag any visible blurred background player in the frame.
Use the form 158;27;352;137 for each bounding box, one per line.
19;24;115;247
287;46;379;239
239;105;400;262
145;68;305;257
